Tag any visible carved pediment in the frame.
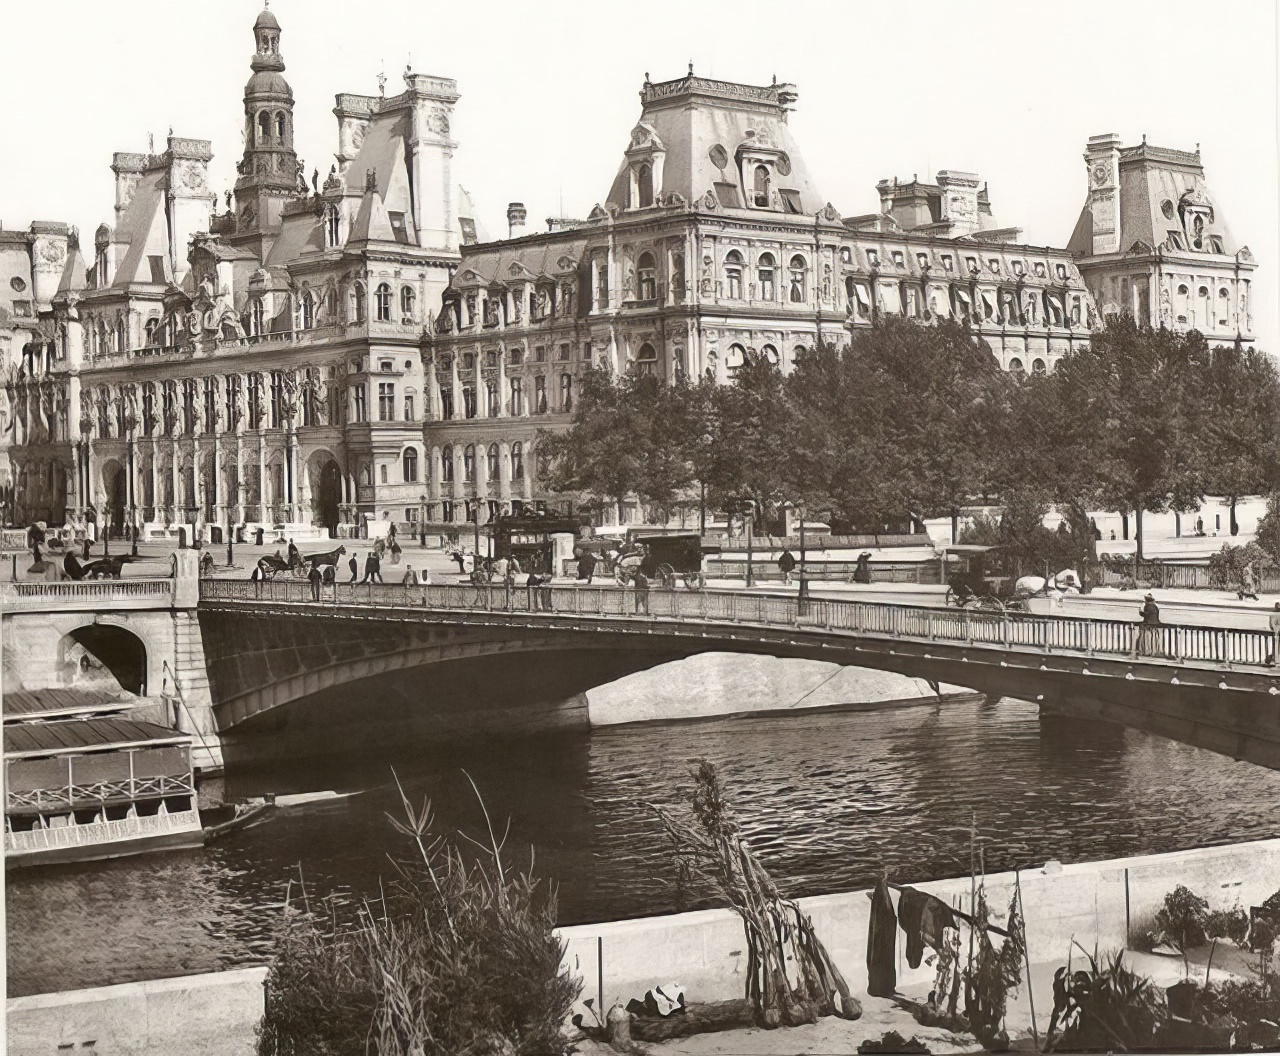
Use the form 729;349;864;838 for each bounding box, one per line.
555;255;578;273
587;203;609;221
626;122;665;154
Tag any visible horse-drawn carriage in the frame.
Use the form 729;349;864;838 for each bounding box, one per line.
255;544;346;580
942;544;1081;611
609;530;718;591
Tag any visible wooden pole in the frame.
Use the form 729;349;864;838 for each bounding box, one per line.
1016;868;1039;1051
967;813;976;1011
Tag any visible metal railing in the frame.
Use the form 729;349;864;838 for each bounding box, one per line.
199;578;1278;671
0;578;176;611
5;809;201;854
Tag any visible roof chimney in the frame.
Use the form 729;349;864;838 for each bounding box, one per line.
507;202;527;239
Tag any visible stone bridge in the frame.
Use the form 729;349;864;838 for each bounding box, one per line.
1;554;222;768
197;578;1280;770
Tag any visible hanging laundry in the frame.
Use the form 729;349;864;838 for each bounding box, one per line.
897;887;928;969
920;895;958;956
867;875;898;997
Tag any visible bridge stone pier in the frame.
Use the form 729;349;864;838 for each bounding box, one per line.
199;579;1280;771
1;552;222;769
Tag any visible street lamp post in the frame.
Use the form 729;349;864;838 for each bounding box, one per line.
744;502;755;588
419;494;427;548
797;504;810;614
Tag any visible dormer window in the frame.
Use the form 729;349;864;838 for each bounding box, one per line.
916;253;929;269
988;259;1000;273
866;249;879;268
966;256;979;273
892;251;905;268
753;165;771;207
1011;261;1024;277
1055;264;1067;280
635;163;653;208
941;254;954;272
1033;262;1046;278
324;205;341;248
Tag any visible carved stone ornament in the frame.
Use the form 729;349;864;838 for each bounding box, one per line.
427;108;450;136
36;238;67;268
180;162;207;193
701;190;719;211
821;203;841;222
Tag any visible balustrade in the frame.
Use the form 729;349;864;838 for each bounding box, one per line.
198;578;1276;671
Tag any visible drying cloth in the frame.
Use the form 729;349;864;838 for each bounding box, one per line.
867;876;898;996
898;886;929;969
920;896;957;954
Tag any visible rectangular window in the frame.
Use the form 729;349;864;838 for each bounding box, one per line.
892;251;905;268
463;386;476;418
558;343;570;361
270;371;284;428
596;264;609;309
388;212;410;245
778;189;803;213
535;375;547;413
535;346;546;363
714;182;742;208
941;255;953;272
378;383;394;421
866;249;879;267
439;387;453;419
380;464;388;483
582;342;592;362
404;393;415;420
510;377;523;415
353;383;367;423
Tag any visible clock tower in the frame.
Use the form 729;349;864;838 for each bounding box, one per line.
232;3;300;256
1084;133;1122;256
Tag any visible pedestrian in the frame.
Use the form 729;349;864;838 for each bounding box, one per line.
854;552;873;585
578;548;597;584
527;571;543;611
540;572;554;611
322;565;335;587
634;569;650;615
346;553;358;582
308;562;322;601
504;561;518;610
250;562;263;598
402;564;419;586
361;552;378;584
450;546;467;574
1269;602;1280;666
778;549;796;584
470;565;491;608
1239;564;1259;601
287;538;300;568
1138;593;1162;656
200;551;215;577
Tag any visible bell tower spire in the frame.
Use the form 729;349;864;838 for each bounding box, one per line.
233;3;299;248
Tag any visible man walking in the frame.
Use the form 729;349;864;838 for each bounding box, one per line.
634;569;650;615
778;549;797;584
348;552;359;583
578;548;597;584
308;562;323;601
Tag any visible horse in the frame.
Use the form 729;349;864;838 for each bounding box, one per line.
304;544;346;570
1014;569;1082;595
613;545;648;585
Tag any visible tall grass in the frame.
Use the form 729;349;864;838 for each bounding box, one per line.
257;773;582;1056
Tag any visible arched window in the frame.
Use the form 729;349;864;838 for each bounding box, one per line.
560;373;573;411
324;285;338;320
1031;358;1047;375
635;342;658;377
753;165;771;207
486;380;499;417
509;376;523;415
351;282;366;324
250;299;265;336
375;283;392;322
300;290;315;330
400;286;416;320
144;318;160;346
761;344;779;366
671;253;685;302
441;445;454;483
789;255;807;303
511;441;524;480
725;250;743;300
258;111;271;144
535;375;547;413
403;388;416;421
324;205;340;247
1008;357;1025;377
116;315;126;352
463;385;477;419
487;444;499;481
757;253;776;301
403;447;419;483
275;112;286;142
725;343;747;379
637;252;656;300
463;444;476;482
636;163;653;208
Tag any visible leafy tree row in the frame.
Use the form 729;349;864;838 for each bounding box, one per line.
540;316;1280;563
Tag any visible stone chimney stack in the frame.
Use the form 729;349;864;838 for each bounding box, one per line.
507;202;527;239
936;170;981;236
111;153;147;222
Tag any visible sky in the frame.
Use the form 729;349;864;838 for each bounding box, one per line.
3;0;1278;350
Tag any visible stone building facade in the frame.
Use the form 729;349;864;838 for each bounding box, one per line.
1067;133;1256;343
421;73;1096;526
0;9;1255;536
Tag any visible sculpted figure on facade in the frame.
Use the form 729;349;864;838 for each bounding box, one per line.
1159;278;1173;328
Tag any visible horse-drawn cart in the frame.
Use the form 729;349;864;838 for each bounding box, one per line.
612;530;718;591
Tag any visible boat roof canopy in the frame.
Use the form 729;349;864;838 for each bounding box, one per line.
4;718;192;759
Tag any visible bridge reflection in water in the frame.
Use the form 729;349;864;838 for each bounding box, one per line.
199;578;1280;769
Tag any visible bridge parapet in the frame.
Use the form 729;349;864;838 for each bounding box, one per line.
199;578;1278;671
0;578;178;614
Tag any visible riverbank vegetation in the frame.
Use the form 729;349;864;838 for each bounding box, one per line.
540;317;1280;570
256;778;580;1056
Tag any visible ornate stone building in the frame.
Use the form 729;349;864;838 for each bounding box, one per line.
1067;134;1255;343
2;6;479;538
421;72;1097;526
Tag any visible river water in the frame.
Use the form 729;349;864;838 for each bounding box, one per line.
8;695;1280;997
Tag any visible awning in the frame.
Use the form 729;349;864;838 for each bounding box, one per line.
5;718;191;759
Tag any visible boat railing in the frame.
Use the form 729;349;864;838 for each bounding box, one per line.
199;578;1278;671
5;809;201;854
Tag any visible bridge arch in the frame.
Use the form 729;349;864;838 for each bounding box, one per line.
58;622;148;694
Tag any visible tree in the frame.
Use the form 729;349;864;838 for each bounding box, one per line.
1199;346;1280;534
1008;318;1212;560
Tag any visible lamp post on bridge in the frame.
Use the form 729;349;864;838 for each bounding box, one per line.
797;502;808;615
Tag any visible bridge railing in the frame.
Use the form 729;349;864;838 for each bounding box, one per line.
198;578;1278;670
0;578;177;612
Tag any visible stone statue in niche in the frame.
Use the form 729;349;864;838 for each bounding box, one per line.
1159;279;1173;328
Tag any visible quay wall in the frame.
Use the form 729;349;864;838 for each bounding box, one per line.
559;837;1280;1011
587;653;974;726
6;966;268;1056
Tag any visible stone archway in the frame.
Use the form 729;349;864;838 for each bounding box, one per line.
102;460;127;538
59;624;148;694
311;457;342;536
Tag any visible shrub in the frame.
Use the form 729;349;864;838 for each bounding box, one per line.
1154;885;1210;952
1047;948;1162;1053
1207;541;1270;590
257;776;582;1056
1205;904;1251;947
